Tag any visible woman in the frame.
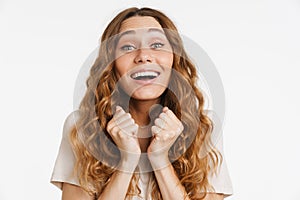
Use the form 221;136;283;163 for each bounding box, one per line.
51;7;233;200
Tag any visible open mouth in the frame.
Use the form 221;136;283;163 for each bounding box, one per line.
130;71;160;80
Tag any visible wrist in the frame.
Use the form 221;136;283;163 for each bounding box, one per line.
117;157;140;173
148;153;171;170
118;152;141;173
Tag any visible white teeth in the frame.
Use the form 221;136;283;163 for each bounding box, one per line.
131;71;159;79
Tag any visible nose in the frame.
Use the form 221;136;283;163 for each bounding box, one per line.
134;48;153;64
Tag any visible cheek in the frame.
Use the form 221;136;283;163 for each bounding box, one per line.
158;52;173;68
114;57;129;77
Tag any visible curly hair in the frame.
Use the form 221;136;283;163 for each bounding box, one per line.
69;7;222;200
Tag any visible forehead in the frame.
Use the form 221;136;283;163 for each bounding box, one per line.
119;16;163;33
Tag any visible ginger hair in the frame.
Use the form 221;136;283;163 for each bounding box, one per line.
69;7;221;200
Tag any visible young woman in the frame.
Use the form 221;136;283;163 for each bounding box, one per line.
51;7;233;200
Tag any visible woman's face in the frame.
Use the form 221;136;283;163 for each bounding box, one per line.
114;16;173;101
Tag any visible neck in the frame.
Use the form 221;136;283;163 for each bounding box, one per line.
129;98;160;126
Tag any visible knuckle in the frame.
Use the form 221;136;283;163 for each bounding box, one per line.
161;114;167;122
166;109;172;115
106;125;111;132
107;120;113;129
159;113;165;118
170;131;176;137
152;126;158;133
119;132;125;139
151;126;156;132
179;123;184;131
154;118;160;125
133;124;138;131
162;134;169;141
111;126;119;135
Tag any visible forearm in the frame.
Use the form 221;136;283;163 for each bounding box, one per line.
151;159;190;200
97;160;138;200
97;171;133;200
150;158;225;200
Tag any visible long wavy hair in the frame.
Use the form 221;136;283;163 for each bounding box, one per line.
69;7;222;200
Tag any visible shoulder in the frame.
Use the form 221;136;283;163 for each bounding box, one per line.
51;110;82;190
62;110;81;138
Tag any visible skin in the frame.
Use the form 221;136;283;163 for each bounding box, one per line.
62;16;224;200
115;16;173;102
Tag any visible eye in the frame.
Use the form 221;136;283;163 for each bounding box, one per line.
151;42;164;49
120;45;136;51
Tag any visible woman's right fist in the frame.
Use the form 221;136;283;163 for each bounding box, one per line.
106;106;141;162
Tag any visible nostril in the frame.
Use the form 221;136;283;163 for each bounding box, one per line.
134;50;153;64
135;57;152;64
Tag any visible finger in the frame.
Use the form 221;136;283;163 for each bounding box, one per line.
107;111;132;132
162;107;184;134
109;122;138;136
151;125;162;135
158;112;172;126
154;118;166;129
108;125;120;137
176;123;184;134
115;115;135;128
153;130;174;142
164;107;181;124
151;126;164;141
128;123;139;136
114;112;133;125
120;123;138;136
114;106;125;117
107;118;116;133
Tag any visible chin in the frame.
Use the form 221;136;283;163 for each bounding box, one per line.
131;87;166;101
131;92;164;101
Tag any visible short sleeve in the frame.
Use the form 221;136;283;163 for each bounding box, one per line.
50;111;81;190
207;135;233;197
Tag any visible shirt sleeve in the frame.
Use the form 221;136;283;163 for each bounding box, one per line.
50;111;81;190
207;135;234;197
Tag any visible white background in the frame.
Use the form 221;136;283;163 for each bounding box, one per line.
1;0;300;199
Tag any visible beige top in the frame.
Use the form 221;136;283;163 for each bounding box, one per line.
50;111;233;199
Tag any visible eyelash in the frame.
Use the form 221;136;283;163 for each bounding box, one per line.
120;45;136;51
120;42;165;52
151;42;164;49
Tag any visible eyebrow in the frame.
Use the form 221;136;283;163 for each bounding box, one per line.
118;28;166;39
148;28;165;35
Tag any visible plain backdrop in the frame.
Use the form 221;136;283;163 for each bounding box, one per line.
0;0;300;199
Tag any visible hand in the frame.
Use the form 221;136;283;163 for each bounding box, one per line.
147;107;184;169
106;106;141;170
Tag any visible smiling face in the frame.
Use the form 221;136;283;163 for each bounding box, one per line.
114;16;173;101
